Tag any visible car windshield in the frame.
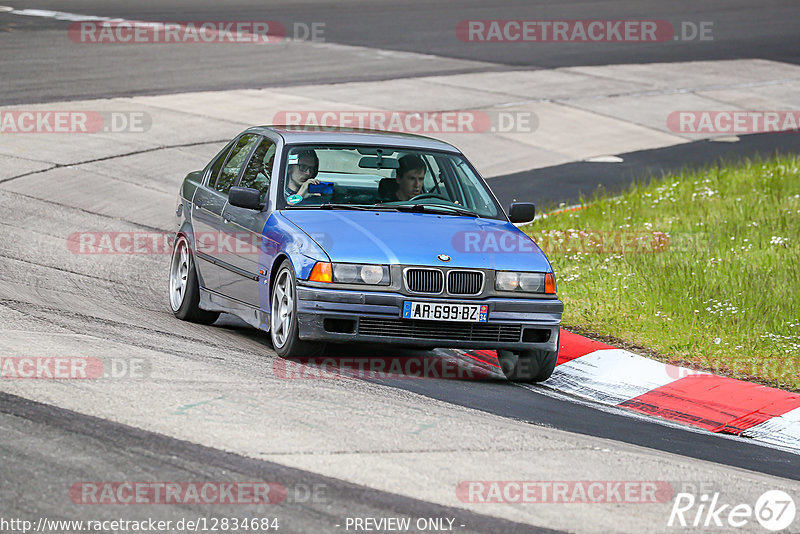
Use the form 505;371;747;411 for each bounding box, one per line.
280;145;502;219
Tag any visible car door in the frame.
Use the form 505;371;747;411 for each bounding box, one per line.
220;135;279;308
193;133;260;295
191;140;234;292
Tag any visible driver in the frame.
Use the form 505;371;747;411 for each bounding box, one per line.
394;154;426;201
285;149;320;199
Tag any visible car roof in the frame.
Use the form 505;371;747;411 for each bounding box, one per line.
247;125;461;153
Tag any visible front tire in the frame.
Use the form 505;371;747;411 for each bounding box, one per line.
168;235;220;325
270;261;326;358
497;347;558;383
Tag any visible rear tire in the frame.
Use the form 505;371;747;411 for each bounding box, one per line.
270;260;326;358
169;235;220;325
497;347;558;383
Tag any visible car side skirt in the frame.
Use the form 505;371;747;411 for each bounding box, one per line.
198;287;267;331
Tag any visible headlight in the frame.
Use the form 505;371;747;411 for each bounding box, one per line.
332;263;390;285
495;271;556;294
495;271;521;291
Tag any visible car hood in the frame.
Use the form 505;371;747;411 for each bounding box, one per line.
281;209;552;271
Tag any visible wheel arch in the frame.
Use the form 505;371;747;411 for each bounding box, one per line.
269;253;293;298
175;222;196;253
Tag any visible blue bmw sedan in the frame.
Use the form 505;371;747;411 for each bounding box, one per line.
169;127;563;382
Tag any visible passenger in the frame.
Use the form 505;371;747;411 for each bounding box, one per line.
285;149;320;198
394;154;426;201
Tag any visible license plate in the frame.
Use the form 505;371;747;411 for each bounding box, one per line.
402;301;488;322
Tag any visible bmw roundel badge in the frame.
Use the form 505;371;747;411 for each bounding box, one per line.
437;254;451;262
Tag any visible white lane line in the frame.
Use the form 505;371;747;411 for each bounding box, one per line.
585;155;624;163
1;8;280;43
0;6;486;64
0;7;14;13
4;8;125;22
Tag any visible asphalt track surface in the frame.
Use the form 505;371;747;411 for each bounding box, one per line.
1;0;799;104
0;392;554;534
376;375;800;481
489;131;800;208
2;2;800;532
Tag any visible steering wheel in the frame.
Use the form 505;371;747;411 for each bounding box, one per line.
409;192;448;202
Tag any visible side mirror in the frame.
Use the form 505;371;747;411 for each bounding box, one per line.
508;202;535;223
228;186;262;210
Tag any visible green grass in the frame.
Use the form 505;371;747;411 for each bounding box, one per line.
522;155;800;390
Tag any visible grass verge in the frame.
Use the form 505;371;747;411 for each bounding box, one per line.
522;155;800;390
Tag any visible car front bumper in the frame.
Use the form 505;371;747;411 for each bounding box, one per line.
295;284;562;352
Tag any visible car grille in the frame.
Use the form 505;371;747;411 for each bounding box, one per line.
405;268;444;294
358;318;521;342
447;270;483;295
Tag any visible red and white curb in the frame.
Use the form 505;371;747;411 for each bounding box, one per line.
469;331;800;452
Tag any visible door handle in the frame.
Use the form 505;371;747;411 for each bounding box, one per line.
223;215;231;224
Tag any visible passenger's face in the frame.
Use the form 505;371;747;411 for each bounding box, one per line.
290;156;316;184
396;168;425;201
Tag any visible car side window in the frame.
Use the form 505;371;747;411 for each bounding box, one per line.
207;143;233;186
215;134;259;195
239;137;277;201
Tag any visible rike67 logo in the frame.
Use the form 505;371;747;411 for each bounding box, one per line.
668;490;796;531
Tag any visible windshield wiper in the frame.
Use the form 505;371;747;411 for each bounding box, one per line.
287;203;401;211
319;203;374;210
287;202;479;217
384;203;480;217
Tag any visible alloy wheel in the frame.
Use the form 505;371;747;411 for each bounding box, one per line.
169;237;190;312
